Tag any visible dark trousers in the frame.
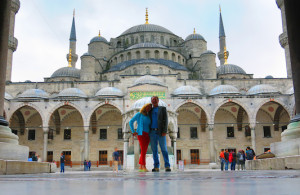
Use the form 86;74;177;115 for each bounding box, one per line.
60;163;65;173
231;161;236;171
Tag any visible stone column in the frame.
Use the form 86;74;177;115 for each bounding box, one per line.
208;125;215;163
123;132;130;171
43;127;48;162
172;139;177;169
84;128;89;160
250;126;256;153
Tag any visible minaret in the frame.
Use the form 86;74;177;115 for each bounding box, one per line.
66;9;78;67
6;0;20;82
217;6;229;65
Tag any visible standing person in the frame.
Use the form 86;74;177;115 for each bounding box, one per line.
84;160;87;171
224;149;229;171
60;153;65;173
112;147;119;173
228;150;233;169
149;96;171;172
241;150;246;170
88;160;91;171
31;153;37;162
219;149;225;171
246;146;254;160
230;150;236;171
237;150;245;170
129;103;152;172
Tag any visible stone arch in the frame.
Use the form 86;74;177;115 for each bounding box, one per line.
120;54;124;62
172;53;176;61
145;66;150;75
164;51;169;60
136;51;141;59
178;55;181;64
127;52;131;61
145;50;150;58
154;50;159;59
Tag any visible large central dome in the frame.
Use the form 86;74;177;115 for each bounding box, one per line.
120;24;174;36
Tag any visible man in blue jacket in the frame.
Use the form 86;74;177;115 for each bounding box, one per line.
149;96;171;172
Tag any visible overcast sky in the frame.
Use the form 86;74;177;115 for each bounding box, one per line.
11;0;285;82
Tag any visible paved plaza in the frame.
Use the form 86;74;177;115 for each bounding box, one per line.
0;170;299;195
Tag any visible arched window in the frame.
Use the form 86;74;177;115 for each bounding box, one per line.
114;57;117;65
146;66;150;75
160;36;164;45
145;50;150;58
127;52;131;61
172;53;176;61
140;35;144;43
117;41;121;48
168;70;171;74
151;35;155;43
178;56;181;63
159;67;163;74
174;40;177;46
164;51;169;60
133;67;137;75
136;51;141;59
135;37;138;44
155;50;159;59
120;54;124;62
131;36;134;45
177;73;181;79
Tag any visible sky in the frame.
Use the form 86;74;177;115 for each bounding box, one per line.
11;0;286;82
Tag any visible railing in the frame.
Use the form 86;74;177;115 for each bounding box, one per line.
56;161;115;168
177;159;210;165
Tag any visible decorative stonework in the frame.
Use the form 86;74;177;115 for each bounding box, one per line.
279;32;288;48
11;0;20;13
8;36;18;51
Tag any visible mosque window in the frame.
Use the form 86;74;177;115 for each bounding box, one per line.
164;51;169;60
172;53;176;61
145;50;150;58
135;37;138;44
120;54;124;62
64;129;71;140
160;36;164;45
28;129;35;140
136;51;141;59
133;67;137;75
190;127;198;139
177;150;182;164
174;40;177;46
146;66;150;75
281;125;287;132
178;56;181;63
100;129;107;139
263;126;271;138
131;36;134;45
117;128;123;139
47;151;53;162
190;149;199;164
177;127;180;138
48;129;54;140
154;50;159;59
177;73;181;79
227;127;234;138
140;35;144;43
127;52;131;60
99;151;107;165
117;41;121;48
151;35;155;43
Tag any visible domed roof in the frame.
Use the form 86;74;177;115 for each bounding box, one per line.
57;88;87;98
127;42;167;50
172;85;202;96
95;87;123;98
265;75;274;79
247;84;279;95
51;67;80;78
133;75;165;87
132;97;167;109
209;85;240;96
120;24;174;36
185;33;206;42
89;36;108;44
286;87;294;95
18;89;49;99
5;92;13;100
217;64;247;75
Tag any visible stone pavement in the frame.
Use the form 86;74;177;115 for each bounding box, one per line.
0;169;299;195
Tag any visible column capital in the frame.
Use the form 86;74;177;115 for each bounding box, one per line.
279;32;288;48
43;127;49;133
208;124;214;131
83;126;89;132
123;131;131;141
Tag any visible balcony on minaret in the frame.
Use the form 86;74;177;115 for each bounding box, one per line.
8;36;18;52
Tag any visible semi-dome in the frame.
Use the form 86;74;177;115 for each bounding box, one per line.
5;92;13;100
286;87;294;95
89;36;108;44
132;97;167;109
133;75;165;87
247;84;279;95
51;67;80;78
217;64;247;75
57;88;87;98
172;85;202;96
120;24;174;36
185;33;206;42
265;75;274;79
209;85;240;96
95;87;123;98
127;42;167;50
18;89;49;99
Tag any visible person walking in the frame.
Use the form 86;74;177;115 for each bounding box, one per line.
230;150;236;171
219;149;225;171
237;150;245;170
149;96;171;172
224;149;229;171
112;147;119;173
129;103;152;172
88;160;91;171
60;153;65;173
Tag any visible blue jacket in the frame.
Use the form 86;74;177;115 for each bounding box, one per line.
129;112;151;135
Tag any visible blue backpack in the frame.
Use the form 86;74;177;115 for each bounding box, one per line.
246;150;254;160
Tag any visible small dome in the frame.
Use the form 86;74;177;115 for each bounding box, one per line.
185;33;206;42
201;50;215;56
5;92;13;100
89;36;108;44
247;84;279;95
82;52;95;57
127;42;167;50
57;88;87;98
172;86;202;96
51;67;80;78
95;87;123;98
265;75;274;79
18;89;49;99
120;24;174;36
132;97;167;109
210;85;240;96
133;75;165;87
286;87;294;95
217;64;247;75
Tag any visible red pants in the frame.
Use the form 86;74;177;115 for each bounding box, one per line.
137;131;150;165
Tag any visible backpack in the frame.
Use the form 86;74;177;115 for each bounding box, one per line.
238;153;243;161
246;150;254;160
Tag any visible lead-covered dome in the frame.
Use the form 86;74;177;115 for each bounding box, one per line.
133;75;165;87
95;87;123;98
209;85;240;96
172;86;202;96
120;24;174;36
185;33;206;42
217;64;246;75
127;42;167;50
57;88;87;98
89;36;108;44
132;97;167;109
247;84;279;95
51;67;80;78
18;89;49;99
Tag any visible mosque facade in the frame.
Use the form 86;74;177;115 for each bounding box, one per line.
3;1;294;168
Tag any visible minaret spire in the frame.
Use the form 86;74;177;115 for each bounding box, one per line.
217;5;229;65
145;8;149;24
193;28;196;34
67;9;78;68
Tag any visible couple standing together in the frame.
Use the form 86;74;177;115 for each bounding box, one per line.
129;96;171;172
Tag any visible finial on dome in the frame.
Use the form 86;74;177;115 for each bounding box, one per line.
224;46;228;64
68;49;72;67
145;8;149;24
98;30;101;37
193;28;196;34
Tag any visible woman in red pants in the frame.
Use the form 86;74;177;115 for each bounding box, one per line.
129;103;152;172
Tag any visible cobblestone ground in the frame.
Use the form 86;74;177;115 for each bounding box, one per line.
0;170;299;195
